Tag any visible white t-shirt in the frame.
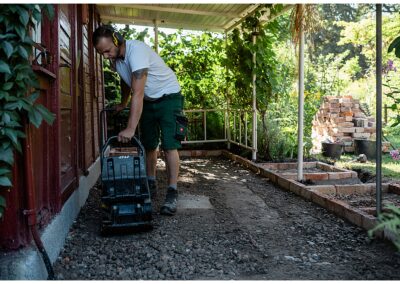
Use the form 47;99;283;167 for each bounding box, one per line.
115;40;181;100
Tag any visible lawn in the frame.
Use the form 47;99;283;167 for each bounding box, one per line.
313;133;400;180
335;153;400;180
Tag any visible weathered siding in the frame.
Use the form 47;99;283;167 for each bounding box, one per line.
0;4;104;251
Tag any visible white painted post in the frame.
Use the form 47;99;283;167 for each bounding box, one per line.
252;29;257;162
297;10;305;181
204;111;207;141
225;32;231;150
153;19;159;53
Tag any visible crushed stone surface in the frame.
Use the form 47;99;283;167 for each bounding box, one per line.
53;157;400;280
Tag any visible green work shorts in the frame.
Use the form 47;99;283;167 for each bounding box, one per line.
140;92;184;151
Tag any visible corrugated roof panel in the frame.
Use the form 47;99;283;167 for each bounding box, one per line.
96;4;269;32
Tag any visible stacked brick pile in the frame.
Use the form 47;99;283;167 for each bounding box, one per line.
311;96;378;154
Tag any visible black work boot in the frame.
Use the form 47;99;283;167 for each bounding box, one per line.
148;180;157;199
160;187;178;216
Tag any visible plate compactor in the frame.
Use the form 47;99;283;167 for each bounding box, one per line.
99;109;152;234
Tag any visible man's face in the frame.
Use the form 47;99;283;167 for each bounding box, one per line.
95;37;119;60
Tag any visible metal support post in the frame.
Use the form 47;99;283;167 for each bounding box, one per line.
297;10;305;181
376;4;382;215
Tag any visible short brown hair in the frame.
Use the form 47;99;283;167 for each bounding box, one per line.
92;25;114;46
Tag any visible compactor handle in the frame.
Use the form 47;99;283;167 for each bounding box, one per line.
101;136;145;160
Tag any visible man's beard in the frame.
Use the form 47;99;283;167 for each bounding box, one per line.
116;47;124;60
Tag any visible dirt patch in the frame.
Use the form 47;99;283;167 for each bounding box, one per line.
331;192;400;209
53;157;400;280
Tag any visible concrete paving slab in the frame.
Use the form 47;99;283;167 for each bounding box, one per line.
177;194;213;210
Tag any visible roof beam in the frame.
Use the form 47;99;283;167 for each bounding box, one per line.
225;4;293;33
259;4;294;25
101;15;225;32
98;4;241;18
223;4;261;32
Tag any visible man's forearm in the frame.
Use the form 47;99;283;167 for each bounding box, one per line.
127;92;143;131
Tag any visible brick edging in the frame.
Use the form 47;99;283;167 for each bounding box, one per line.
220;150;399;241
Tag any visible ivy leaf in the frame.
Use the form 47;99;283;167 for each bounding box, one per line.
0;61;11;74
18;46;29;60
25;92;40;104
4;101;23;110
23;36;34;45
0;168;11;176
0;33;16;41
3;128;19;146
41;4;55;20
0;147;14;166
2;41;14;58
0;91;10;100
0;177;12;187
15;130;26;139
16;71;28;82
2;112;11;125
19;8;30;26
15;25;26;40
28;109;43;128
1;141;11;150
35;104;55;125
32;6;42;23
2;82;13;91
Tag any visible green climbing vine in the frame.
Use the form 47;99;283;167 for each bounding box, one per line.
0;4;55;219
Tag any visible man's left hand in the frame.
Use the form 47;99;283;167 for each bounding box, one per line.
118;127;136;143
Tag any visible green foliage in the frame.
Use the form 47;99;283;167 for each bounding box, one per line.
225;13;292;110
225;11;298;160
386;33;400;129
159;30;226;109
338;11;400;68
383;83;400;128
388;35;400;58
368;204;400;251
0;4;55;219
103;59;121;105
308;5;368;77
258;115;298;161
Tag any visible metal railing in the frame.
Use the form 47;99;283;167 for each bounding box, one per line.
182;108;256;154
182;109;228;144
228;109;254;151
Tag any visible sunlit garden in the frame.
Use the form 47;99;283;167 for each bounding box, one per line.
104;4;400;180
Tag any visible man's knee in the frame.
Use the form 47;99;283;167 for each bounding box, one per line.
164;149;179;156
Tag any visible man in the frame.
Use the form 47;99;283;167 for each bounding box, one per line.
93;26;184;216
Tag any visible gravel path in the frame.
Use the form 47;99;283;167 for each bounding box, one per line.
53;157;400;280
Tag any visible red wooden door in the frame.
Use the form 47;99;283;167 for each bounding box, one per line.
59;4;78;201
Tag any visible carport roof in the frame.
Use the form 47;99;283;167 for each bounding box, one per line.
96;3;293;33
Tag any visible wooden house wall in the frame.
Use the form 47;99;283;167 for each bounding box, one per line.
0;4;105;251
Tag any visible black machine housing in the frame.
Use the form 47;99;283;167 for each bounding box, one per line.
99;109;152;234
